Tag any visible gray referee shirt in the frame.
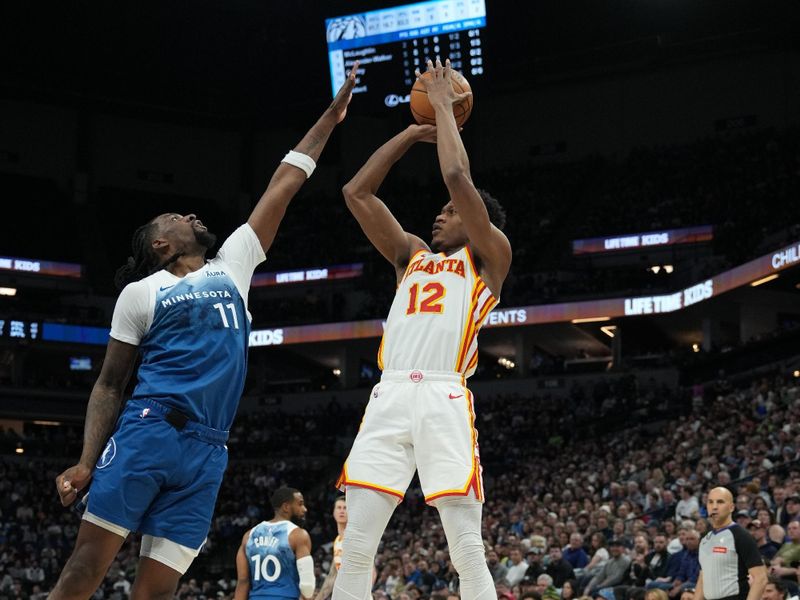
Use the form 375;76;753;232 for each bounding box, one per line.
699;523;762;600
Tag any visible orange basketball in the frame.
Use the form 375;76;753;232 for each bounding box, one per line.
410;70;473;127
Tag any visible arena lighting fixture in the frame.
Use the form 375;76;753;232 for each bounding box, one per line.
663;265;674;274
15;445;23;454
0;287;17;296
600;325;617;338
750;274;779;287
332;368;341;376
33;420;61;426
692;343;700;353
571;317;611;323
649;266;661;274
794;370;800;378
497;357;515;369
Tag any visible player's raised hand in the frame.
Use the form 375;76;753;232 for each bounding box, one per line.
414;57;471;109
406;124;438;143
328;60;360;124
55;463;92;507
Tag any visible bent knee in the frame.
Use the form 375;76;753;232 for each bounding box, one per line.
56;554;108;594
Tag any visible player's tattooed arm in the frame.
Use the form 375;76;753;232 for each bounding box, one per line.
55;338;137;507
313;564;338;600
248;62;360;252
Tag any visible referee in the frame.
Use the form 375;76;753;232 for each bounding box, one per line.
695;487;767;600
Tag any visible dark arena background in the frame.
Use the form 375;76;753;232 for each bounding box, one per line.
2;0;800;598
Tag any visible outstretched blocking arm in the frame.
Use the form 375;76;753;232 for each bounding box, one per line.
418;58;511;296
54;338;138;507
247;62;360;252
342;126;433;276
234;529;252;600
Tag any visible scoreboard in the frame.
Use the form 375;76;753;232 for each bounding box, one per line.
325;0;486;110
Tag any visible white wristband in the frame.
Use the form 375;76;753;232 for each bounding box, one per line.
281;150;316;179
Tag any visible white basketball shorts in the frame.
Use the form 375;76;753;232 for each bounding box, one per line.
336;369;483;504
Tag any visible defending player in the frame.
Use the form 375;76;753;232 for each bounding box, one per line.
333;58;511;600
314;496;348;600
234;487;314;600
48;63;359;599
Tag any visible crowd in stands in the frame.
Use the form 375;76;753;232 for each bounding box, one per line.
1;367;800;599
3;125;799;331
250;125;800;324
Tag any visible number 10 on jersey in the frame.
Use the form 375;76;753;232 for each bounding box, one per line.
406;282;446;315
251;554;281;582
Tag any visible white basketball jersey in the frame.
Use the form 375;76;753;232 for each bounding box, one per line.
378;246;498;378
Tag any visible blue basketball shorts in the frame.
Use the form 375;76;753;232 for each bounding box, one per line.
86;399;229;550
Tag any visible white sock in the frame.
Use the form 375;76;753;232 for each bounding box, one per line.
332;488;397;600
436;497;495;600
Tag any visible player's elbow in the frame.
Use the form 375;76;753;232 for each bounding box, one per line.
342;182;364;202
442;166;471;188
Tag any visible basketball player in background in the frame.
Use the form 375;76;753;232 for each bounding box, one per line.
48;64;360;600
333;58;512;600
235;487;314;600
314;496;349;600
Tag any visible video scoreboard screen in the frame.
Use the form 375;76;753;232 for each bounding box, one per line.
325;0;486;110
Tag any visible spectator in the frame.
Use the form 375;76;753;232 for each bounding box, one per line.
489;550;511;584
586;540;632;597
748;520;781;561
762;577;788;600
676;488;700;521
506;548;531;588
546;546;576;588
561;580;577;600
668;530;701;599
564;534;590;571
770;521;800;581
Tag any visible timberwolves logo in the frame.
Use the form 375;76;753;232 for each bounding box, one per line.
96;437;117;470
326;15;367;42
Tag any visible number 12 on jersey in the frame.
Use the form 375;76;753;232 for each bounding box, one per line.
406;282;446;315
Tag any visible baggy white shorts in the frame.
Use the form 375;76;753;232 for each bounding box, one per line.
337;369;483;504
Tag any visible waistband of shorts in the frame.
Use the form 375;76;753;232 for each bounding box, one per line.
129;399;229;445
380;369;466;384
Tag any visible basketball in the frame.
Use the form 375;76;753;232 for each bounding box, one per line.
410;70;473;127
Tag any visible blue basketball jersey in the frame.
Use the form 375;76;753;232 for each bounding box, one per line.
245;520;301;599
110;224;265;431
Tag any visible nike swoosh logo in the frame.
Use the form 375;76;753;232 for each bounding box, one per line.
159;285;175;292
448;393;464;399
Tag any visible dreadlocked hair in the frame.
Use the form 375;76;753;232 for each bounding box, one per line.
113;221;184;290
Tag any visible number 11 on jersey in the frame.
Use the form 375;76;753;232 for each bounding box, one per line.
213;302;240;329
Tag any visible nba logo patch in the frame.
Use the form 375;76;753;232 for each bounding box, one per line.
96;437;117;470
140;408;150;418
410;370;424;383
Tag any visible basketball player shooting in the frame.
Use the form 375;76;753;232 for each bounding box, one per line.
333;58;512;600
